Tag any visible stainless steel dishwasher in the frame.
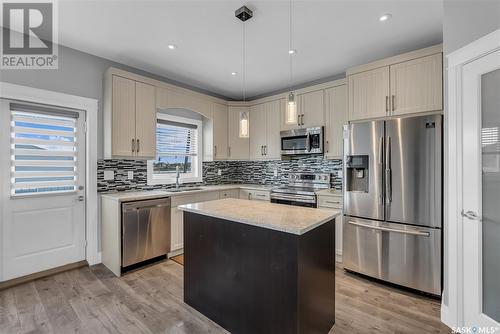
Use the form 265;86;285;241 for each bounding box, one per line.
122;197;171;268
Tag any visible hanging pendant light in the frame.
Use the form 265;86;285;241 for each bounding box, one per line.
238;9;250;138
285;0;297;125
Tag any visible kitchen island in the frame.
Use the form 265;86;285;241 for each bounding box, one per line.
179;198;340;334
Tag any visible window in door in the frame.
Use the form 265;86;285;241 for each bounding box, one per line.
10;104;79;196
147;114;202;185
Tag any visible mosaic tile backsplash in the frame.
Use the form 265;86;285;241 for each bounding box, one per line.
97;156;343;193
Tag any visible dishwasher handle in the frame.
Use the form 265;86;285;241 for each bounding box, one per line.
122;198;171;212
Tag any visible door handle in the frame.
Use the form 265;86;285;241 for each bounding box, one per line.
385;136;392;203
385;96;389;113
391;95;395;112
461;210;481;221
301;114;305;126
347;220;430;237
379;136;384;205
131;138;135;153
76;195;85;202
228;146;231;157
136;139;140;153
264;146;267;155
306;132;311;152
214;145;217;157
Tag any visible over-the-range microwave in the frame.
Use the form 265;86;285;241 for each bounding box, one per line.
280;126;324;156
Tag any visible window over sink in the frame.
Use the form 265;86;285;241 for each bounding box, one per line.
147;113;202;185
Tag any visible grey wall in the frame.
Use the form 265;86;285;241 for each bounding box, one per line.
0;34;224;158
443;0;500;55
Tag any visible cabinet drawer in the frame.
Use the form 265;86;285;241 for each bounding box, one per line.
220;189;240;199
318;196;343;209
240;189;270;201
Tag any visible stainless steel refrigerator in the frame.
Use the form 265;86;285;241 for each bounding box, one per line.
343;114;442;295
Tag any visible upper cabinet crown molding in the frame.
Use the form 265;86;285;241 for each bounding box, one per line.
346;44;442;76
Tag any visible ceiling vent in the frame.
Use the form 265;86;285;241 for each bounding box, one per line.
235;6;253;22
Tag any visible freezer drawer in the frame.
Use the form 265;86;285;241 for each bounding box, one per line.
343;217;441;295
122;198;171;268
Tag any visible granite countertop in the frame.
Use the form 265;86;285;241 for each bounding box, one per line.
178;198;341;235
100;184;273;202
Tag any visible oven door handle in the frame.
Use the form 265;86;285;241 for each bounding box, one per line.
270;193;316;204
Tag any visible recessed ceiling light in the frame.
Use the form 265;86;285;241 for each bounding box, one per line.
379;14;392;22
231;72;237;76
288;49;297;55
168;44;177;50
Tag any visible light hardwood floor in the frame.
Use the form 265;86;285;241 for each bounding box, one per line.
0;260;451;334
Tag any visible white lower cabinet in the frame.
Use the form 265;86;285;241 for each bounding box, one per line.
170;191;220;251
317;192;343;262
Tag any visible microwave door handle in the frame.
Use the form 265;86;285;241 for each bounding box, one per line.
306;132;311;152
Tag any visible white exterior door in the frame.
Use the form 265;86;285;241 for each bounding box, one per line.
0;100;86;281
462;49;500;329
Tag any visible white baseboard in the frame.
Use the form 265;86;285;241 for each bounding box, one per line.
168;248;184;258
335;250;342;263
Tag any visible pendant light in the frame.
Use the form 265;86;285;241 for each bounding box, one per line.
285;0;298;125
238;8;250;138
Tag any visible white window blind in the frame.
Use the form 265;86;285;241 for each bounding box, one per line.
10;105;78;196
156;119;198;157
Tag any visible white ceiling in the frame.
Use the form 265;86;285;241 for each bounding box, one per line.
58;0;443;100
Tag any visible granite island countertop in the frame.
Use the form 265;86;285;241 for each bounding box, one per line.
178;198;341;235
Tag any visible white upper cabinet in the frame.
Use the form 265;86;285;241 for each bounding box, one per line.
111;75;136;157
299;89;325;128
389;53;443;116
212;103;228;160
347;45;443;122
228;106;250;160
265;99;283;159
348;66;390;121
325;84;348;158
106;75;156;159
135;82;156;158
249;104;267;160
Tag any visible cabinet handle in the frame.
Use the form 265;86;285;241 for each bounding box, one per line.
264;146;267;155
228;146;231;157
261;146;264;156
214;145;217;157
248;193;252;200
301;114;305;126
392;95;395;112
131;138;135;153
136;139;140;153
385;96;389;113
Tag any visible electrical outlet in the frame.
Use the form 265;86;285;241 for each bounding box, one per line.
103;170;114;180
127;171;134;180
217;169;222;176
273;169;278;177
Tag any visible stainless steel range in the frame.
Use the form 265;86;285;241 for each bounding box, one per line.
270;173;330;207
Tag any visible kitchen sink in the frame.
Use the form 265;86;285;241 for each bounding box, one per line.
168;187;203;193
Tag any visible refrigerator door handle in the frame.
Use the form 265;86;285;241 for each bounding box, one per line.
379;136;384;205
385;136;392;203
346;220;430;237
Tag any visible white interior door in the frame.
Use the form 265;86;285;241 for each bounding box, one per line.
0;100;86;281
462;49;500;329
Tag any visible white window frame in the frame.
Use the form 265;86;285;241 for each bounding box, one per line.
147;113;203;185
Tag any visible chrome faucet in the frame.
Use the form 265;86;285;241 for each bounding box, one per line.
175;166;180;189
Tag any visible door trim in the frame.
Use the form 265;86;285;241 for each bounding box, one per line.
0;82;100;279
445;28;500;329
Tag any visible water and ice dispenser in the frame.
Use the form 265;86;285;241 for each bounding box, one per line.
345;155;369;192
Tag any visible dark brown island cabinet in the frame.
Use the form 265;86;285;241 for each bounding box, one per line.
180;198;339;334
